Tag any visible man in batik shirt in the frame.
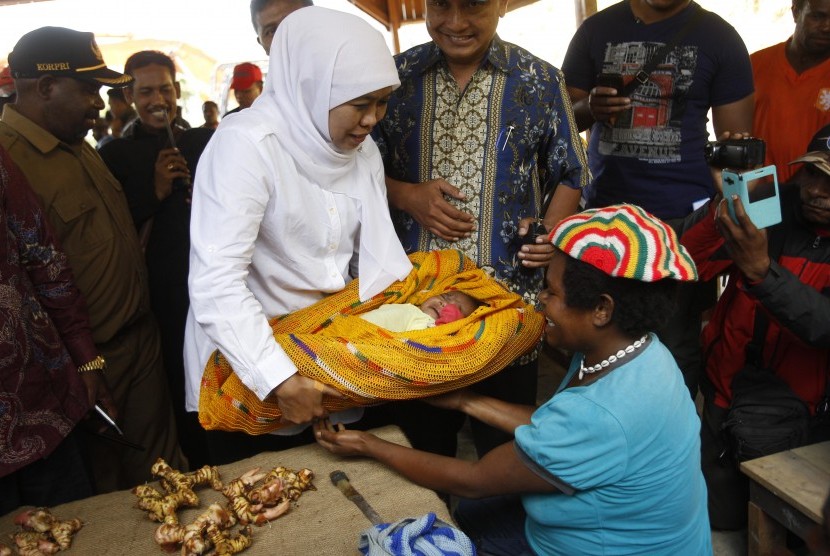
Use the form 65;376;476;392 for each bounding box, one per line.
0;146;113;514
372;0;588;458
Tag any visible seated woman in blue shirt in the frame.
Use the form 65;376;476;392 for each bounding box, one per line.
315;204;712;556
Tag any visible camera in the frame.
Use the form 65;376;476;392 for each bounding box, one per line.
704;137;765;169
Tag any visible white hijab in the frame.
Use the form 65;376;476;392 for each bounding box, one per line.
253;6;411;300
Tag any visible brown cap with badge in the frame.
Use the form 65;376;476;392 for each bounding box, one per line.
8;26;133;88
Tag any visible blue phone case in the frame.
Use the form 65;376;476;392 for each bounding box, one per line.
722;165;781;229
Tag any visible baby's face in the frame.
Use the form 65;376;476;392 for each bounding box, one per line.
419;291;478;320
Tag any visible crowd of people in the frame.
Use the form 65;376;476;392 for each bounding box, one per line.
1;0;829;554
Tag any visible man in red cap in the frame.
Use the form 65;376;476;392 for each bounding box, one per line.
225;62;263;116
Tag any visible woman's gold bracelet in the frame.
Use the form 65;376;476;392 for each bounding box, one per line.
77;355;107;373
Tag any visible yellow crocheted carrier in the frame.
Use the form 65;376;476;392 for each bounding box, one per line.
199;250;545;434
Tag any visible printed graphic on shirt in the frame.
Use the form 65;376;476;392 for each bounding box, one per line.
598;41;699;164
816;88;830;112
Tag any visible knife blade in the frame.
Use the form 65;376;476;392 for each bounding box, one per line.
330;470;384;525
94;403;124;436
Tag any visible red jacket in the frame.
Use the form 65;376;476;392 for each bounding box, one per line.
681;186;830;412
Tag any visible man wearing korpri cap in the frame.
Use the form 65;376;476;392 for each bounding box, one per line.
682;123;830;531
225;62;263;116
0;27;186;493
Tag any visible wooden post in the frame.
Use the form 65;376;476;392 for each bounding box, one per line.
747;501;791;556
575;0;598;25
387;0;402;54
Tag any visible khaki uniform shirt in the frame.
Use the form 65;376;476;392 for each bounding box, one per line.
0;106;150;343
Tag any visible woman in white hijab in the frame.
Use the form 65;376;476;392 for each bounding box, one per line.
183;7;412;462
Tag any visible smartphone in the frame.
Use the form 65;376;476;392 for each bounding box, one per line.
722;165;781;229
596;72;624;95
522;221;548;246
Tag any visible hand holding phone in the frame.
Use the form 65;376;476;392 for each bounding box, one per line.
722;165;781;229
596;72;624;95
592;73;630;126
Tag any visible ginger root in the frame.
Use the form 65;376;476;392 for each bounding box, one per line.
133;484;199;524
151;458;224;493
224;466;313;525
228;495;291;526
46;518;82;551
262;466;315;501
206;523;253;556
186;465;224;491
135;459;315;554
247;478;284;509
133;459;211;525
12;530;60;556
155;503;236;554
220;468;265;500
12;508;84;553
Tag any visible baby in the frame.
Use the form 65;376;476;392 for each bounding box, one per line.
360;291;481;332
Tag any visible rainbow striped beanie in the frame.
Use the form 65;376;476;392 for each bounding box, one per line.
549;204;698;282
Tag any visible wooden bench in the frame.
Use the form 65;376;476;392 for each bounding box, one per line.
740;441;830;555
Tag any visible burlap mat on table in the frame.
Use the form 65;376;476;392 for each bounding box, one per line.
0;426;452;555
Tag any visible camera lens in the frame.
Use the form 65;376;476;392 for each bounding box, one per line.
703;142;716;163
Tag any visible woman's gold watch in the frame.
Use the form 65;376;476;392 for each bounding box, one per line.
77;355;107;373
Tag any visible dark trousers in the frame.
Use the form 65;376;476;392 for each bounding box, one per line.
453;495;535;556
203;425;316;466
662;216;717;399
0;430;93;515
700;393;749;530
360;359;538;458
150;281;209;469
85;314;186;492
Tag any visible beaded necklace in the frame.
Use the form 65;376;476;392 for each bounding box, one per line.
579;335;649;380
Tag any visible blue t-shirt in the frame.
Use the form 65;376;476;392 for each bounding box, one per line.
562;1;753;219
514;335;712;555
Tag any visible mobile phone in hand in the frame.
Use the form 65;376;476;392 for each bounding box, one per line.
596;73;624;95
722;165;781;229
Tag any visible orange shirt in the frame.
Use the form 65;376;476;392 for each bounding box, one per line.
751;40;830;182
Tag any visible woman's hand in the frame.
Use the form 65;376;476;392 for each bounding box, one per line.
268;375;343;425
313;420;374;457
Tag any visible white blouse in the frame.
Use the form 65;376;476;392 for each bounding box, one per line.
183;113;373;412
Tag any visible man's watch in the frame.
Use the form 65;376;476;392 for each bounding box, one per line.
77;355;107;373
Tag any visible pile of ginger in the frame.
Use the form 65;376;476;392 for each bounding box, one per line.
0;507;83;556
133;458;315;555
